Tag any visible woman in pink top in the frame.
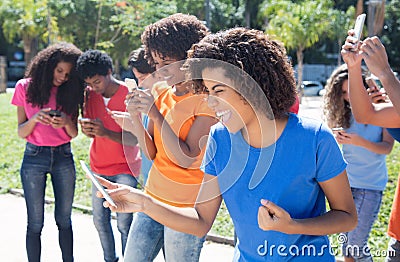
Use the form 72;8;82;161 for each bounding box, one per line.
11;42;84;262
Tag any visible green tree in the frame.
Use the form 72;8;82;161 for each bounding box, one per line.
381;0;400;72
55;0;176;75
327;6;355;66
261;0;333;93
0;0;59;64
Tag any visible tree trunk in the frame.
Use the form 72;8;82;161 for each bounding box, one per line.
114;59;120;80
244;0;251;28
23;35;38;66
296;48;304;102
337;38;342;66
94;3;103;49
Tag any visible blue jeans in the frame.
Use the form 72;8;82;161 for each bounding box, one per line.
342;188;383;262
20;142;76;262
124;212;205;262
92;173;138;262
386;238;400;262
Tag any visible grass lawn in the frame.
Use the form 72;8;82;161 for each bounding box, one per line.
1;91;399;258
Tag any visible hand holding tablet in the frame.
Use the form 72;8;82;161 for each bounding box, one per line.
80;160;117;207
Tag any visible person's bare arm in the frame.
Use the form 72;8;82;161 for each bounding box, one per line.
110;111;156;158
16;107;51;138
98;174;222;237
342;34;400;127
258;171;357;235
335;129;394;155
152;112;217;167
80;118;137;145
59;115;78;138
130;88;217;167
361;37;400;115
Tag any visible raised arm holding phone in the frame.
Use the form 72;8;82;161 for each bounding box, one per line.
342;20;400;261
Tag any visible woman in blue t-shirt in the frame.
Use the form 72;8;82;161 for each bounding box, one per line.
97;28;357;261
323;64;394;261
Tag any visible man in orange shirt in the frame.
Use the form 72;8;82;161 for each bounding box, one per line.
77;50;140;262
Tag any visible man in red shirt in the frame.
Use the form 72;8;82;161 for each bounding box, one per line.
77;50;141;262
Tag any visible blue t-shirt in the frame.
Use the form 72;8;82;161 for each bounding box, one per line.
140;114;152;185
202;114;346;261
342;118;388;191
387;128;400;142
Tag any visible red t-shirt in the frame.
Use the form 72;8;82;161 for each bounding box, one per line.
84;84;140;176
289;95;300;114
388;175;400;241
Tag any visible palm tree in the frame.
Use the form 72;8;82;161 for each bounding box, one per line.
328;7;355;66
261;0;333;97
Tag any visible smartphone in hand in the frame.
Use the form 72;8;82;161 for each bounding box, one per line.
353;13;366;42
78;117;92;123
332;127;345;134
80;160;117;207
48;109;62;117
125;78;138;92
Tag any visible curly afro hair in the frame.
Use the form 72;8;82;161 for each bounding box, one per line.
323;64;368;129
76;50;113;79
141;13;209;66
185;27;297;120
25;42;84;118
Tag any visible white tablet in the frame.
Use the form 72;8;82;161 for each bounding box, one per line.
80;160;117;207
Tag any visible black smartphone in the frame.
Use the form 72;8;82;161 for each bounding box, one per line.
48;109;62;117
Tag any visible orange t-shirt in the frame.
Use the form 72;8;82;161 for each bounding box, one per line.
388;174;400;241
145;84;215;207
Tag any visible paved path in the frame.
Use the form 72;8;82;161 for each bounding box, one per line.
0;193;234;261
298;96;324;121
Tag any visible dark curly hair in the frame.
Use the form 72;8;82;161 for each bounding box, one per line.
76;50;113;79
127;47;155;74
25;42;84;119
323;64;368;129
184;27;296;120
141;13;209;66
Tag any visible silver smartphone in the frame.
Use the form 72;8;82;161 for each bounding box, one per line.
80;160;116;207
124;78;138;92
353;13;366;41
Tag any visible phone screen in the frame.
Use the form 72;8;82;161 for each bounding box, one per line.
80;160;117;207
332;127;344;132
125;78;138;92
49;110;61;117
354;13;366;41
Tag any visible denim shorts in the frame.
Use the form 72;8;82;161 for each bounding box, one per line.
342;187;383;261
